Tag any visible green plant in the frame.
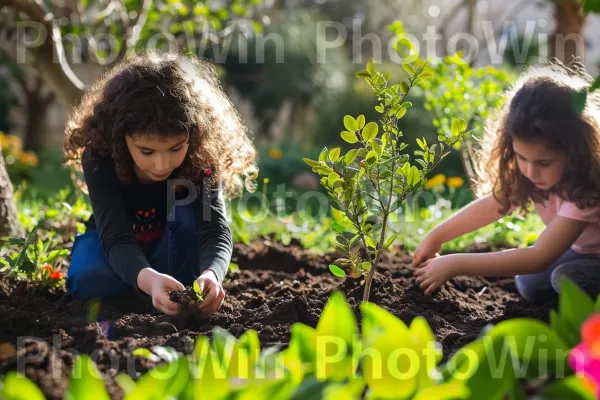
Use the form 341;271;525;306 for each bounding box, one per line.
0;222;69;287
193;279;205;303
304;51;468;303
420;53;516;184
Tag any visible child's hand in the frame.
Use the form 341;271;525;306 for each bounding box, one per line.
412;234;442;267
150;273;185;316
195;270;225;316
414;255;457;295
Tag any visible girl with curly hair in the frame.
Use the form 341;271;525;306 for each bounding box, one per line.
412;59;600;302
63;51;257;316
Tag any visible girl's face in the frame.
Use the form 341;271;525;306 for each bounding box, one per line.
126;133;189;183
512;138;567;190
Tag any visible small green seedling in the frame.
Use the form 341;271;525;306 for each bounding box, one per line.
193;280;205;303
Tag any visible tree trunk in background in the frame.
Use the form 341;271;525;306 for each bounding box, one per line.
24;79;55;151
549;0;586;63
0;154;23;238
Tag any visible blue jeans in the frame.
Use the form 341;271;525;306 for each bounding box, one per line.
66;204;201;299
515;249;600;303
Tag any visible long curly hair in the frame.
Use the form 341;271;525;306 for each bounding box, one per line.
473;58;600;215
64;51;258;198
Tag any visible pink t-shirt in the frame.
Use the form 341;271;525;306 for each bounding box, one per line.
534;192;600;254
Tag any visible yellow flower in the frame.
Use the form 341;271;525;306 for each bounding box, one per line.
522;232;539;247
424;173;446;190
18;151;39;167
6;135;22;153
447;176;465;189
0;132;8;150
268;148;283;160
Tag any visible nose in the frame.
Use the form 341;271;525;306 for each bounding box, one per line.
523;163;540;181
155;154;170;173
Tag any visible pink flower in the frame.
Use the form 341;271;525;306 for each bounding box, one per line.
569;313;600;397
204;169;212;176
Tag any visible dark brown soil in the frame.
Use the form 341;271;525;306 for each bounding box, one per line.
0;241;555;399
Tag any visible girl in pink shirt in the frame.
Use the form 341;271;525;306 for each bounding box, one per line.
413;59;600;303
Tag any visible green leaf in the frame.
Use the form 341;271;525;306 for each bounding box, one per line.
402;62;415;75
583;0;600;14
303;158;320;167
365;150;378;165
314;291;358;381
329;265;346;277
591;75;600;92
0;372;46;400
359;302;416;398
343;115;358;132
319;148;329;162
375;105;384;113
362;122;378;141
331;222;346;233
572;90;588;114
401;101;413;108
365;236;376;249
370;140;382;157
400;81;409;94
410;316;443;390
445;319;569;398
329;148;341;162
383;234;397;250
115;373;137;395
558;278;594;345
356;115;366;129
66;355;111;400
451;118;468;136
542;375;596;400
412;383;470;400
359;261;371;270
344;149;359;165
366;57;375;74
193;279;202;295
132;348;157;360
45;209;59;218
407;166;420;186
341;131;358;144
396;108;407;119
356;70;371;79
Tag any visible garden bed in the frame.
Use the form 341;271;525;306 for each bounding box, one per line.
0;240;554;399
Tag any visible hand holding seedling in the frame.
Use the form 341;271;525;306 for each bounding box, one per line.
138;268;184;316
194;270;225;316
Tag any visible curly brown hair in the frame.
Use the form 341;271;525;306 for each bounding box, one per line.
472;58;600;215
64;51;258;198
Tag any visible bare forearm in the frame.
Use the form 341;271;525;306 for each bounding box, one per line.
137;267;160;296
449;247;546;277
431;194;510;243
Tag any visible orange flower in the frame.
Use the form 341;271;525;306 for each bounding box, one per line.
49;271;63;280
268;148;283;160
18;151;39;167
41;265;54;273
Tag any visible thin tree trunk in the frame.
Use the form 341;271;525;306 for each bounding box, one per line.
24;78;55;151
549;0;586;63
0;153;23;238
